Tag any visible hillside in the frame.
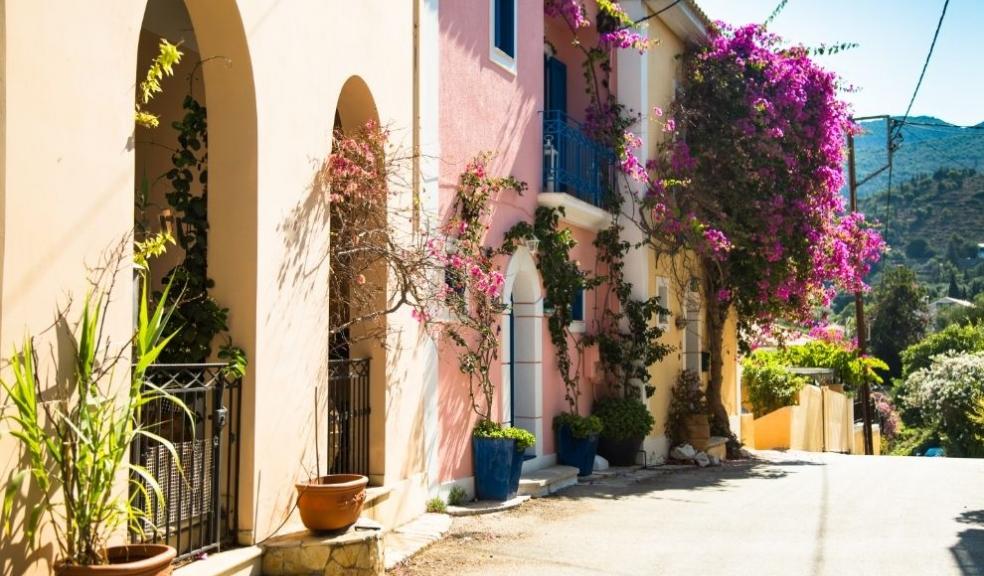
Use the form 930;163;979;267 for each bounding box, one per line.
851;116;984;198
858;167;984;300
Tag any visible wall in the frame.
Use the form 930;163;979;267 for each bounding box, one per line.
0;1;424;573
753;386;855;453
436;0;545;484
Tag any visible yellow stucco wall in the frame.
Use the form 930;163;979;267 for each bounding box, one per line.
0;2;425;573
753;386;855;453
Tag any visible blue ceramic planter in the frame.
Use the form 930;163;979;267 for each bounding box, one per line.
508;445;525;495
473;437;517;501
556;424;599;476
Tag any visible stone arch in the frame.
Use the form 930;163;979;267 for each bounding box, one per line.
134;0;258;544
501;246;544;456
331;76;387;485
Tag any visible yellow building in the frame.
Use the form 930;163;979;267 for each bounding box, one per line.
617;0;743;461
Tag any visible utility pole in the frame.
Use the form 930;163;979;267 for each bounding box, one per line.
847;115;898;456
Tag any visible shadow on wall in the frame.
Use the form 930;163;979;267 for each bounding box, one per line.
953;509;984;575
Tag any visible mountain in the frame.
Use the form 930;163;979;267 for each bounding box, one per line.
857;167;984;300
850;116;984;198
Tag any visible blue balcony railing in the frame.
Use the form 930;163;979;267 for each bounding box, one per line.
542;110;617;208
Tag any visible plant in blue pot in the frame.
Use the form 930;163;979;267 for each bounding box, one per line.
416;156;530;501
554;411;603;476
472;420;537;500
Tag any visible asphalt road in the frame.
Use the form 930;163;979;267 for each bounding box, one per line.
394;451;984;576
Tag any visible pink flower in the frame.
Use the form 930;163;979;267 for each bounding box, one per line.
652;106;664;118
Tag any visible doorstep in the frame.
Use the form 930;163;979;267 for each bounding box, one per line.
383;512;452;570
261;518;384;576
518;464;579;498
173;546;263;576
446;494;530;516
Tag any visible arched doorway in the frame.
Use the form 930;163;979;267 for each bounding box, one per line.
329;76;387;486
501;247;544;457
132;0;257;555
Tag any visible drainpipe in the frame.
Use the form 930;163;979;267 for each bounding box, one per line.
412;0;421;232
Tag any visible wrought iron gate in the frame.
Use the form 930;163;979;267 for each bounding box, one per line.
132;363;241;561
325;358;371;476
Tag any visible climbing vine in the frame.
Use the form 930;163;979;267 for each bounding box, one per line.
133;43;246;376
546;1;671;399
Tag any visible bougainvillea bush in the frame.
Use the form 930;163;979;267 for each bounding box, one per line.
635;23;884;434
900;351;984;457
420;154;526;422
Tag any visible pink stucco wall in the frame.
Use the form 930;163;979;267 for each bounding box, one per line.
438;2;615;484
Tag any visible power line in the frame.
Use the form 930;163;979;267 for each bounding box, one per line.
634;0;684;26
900;120;984;131
894;0;951;137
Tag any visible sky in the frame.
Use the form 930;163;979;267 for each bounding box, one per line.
695;0;984;126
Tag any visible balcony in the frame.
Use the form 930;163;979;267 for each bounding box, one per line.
541;110;616;231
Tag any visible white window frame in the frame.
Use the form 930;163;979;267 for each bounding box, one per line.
656;276;670;329
489;0;518;75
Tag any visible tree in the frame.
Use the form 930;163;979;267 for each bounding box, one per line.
629;24;884;437
948;271;962;298
870;266;928;378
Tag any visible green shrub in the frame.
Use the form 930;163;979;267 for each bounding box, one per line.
593;396;655;440
447;486;468;506
553;411;604;439
900;351;984;457
779;340;887;388
472;419;536;451
426;497;447;514
900;322;984;377
888;425;939;456
742;351;808;416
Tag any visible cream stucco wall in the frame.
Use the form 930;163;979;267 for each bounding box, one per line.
0;2;427;573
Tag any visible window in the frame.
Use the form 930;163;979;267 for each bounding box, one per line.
571;288;585;323
656;277;670;328
490;0;517;71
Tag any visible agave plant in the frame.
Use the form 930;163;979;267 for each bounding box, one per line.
1;274;190;567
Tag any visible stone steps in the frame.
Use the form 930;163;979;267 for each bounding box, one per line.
518;464;579;498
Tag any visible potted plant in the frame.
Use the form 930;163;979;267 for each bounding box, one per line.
295;475;368;533
553;412;603;476
594;395;655;466
418;155;530;501
470;421;536;501
666;370;710;450
1;271;186;575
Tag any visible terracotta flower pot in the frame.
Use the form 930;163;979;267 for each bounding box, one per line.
295;474;368;532
684;414;711;451
56;544;176;576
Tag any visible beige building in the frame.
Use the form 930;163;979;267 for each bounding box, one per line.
0;1;442;574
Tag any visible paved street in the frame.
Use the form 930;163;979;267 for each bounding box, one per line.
394;451;984;576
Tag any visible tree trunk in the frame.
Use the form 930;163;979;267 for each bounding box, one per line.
702;264;733;441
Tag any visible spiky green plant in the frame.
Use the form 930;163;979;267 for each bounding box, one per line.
1;273;190;567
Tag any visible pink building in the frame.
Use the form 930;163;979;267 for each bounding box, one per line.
436;0;619;495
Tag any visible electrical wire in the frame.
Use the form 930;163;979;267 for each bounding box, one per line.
634;0;684;26
894;0;951;138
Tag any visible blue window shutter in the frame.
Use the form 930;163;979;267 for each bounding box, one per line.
545;57;567;114
571;288;584;322
494;0;515;58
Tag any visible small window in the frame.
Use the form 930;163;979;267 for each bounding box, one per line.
656;277;670;328
490;0;517;70
571;288;585;323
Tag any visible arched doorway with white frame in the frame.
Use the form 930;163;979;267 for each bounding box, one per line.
500;246;544;459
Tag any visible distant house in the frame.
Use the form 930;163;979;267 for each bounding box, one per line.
929;296;975;321
977;243;984;259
